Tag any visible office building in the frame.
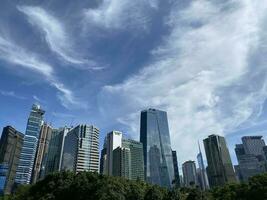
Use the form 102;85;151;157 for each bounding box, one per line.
121;139;144;181
235;136;267;182
140;108;174;188
182;161;198;187
32;123;52;183
197;143;209;190
100;138;107;175
61;125;99;173
44;127;69;176
0;126;24;194
15;104;45;184
113;146;131;179
172;150;180;187
204;134;236;187
106;131;122;176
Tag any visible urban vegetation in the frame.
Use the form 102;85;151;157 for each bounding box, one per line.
0;171;266;200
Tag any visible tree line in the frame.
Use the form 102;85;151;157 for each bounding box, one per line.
1;172;267;200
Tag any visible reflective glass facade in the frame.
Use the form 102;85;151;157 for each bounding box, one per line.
140;108;174;188
61;125;99;173
15;104;45;184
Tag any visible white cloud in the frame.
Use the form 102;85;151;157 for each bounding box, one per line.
83;0;160;30
99;0;267;163
17;5;100;70
0;90;26;100
0;35;84;109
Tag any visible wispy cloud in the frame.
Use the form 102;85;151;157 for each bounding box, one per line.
99;0;267;163
17;5;101;70
0;35;85;109
0;90;26;100
83;0;160;31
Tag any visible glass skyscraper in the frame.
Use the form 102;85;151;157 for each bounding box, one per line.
204;134;236;187
15;104;45;184
140;108;174;188
61;125;99;173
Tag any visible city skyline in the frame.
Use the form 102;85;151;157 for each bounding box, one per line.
1;0;267;169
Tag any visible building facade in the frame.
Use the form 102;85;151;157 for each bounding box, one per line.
32;123;52;183
197;143;209;190
61;125;99;173
182;161;198;187
0;126;24;194
235;136;267;182
204;135;236;187
106;131;122;176
172;150;180;187
140;108;174;188
15;104;45;184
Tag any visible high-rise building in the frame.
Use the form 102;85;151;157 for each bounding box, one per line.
182;161;198;187
15;104;45;185
61;125;99;173
235;136;267;182
106;131;122;176
172;150;180;187
44;127;69;176
0;126;24;194
197;143;209;190
113;146;131;179
99;138;107;175
121;139;144;181
140;108;174;188
203;135;236;187
32;123;52;183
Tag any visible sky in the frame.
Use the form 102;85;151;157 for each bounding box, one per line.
0;0;267;168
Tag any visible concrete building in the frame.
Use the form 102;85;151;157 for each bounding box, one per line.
15;104;45;185
32;123;52;183
0;126;24;194
61;125;99;173
182;161;198;187
204;135;236;187
140;108;174;188
106;131;122;176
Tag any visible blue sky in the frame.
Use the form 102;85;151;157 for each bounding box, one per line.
0;0;267;167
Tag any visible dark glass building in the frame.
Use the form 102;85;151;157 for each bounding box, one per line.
0;126;24;194
140;108;174;188
204;135;236;187
172;150;180;187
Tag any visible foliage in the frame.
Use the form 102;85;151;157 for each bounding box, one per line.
3;172;267;200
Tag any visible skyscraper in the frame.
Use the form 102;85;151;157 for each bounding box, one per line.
182;161;198;187
44;127;69;176
106;131;122;176
61;125;99;173
113;146;131;179
121;139;144;181
140;108;174;188
0;126;24;194
172;150;180;187
203;135;236;187
197;143;209;190
32;123;52;183
100;138;107;175
235;136;267;182
15;104;45;184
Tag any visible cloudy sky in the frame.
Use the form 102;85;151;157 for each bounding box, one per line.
1;0;267;167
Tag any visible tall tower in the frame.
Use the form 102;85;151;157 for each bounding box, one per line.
15;104;45;184
106;131;122;176
140;108;174;188
32;123;52;183
0;126;24;194
196;142;209;190
172;150;180;187
182;160;198;187
61;125;99;173
203;134;236;187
